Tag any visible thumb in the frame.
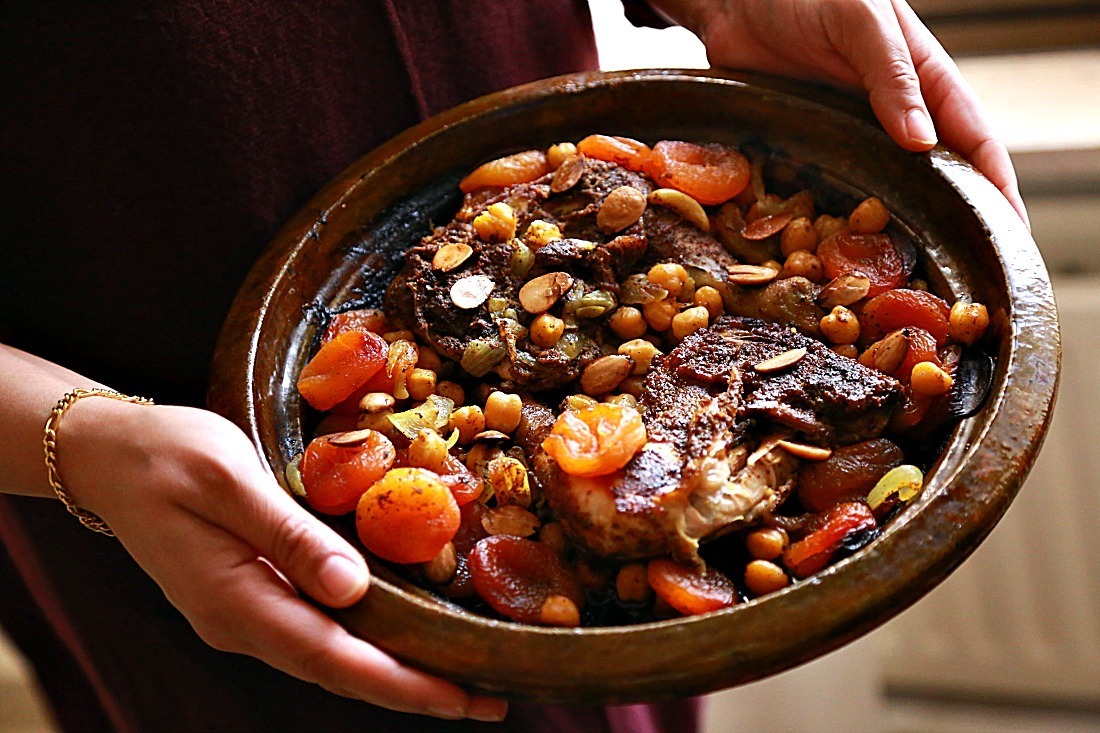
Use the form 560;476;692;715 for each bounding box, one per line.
835;4;937;151
229;476;371;608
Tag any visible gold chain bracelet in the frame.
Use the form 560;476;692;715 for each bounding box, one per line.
43;388;155;536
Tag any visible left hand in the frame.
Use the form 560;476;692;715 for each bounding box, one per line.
649;0;1029;226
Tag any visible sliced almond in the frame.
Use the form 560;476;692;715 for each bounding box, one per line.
754;347;807;374
580;354;634;396
482;504;541;537
777;439;832;461
473;429;511;442
431;241;473;272
518;271;573;314
727;264;779;286
450;274;495;310
742;212;794;240
817;274;872;309
327;429;374;447
358;392;396;414
748;431;794;465
872;330;910;374
550;155;587;193
597;186;647;233
648;188;710;232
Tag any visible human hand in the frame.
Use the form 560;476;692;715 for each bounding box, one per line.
59;399;507;722
650;0;1029;226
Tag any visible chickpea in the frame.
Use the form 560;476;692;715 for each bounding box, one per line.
671;305;709;340
382;329;415;343
832;343;860;360
647;263;689;299
421;542;458;585
643;297;678;332
949;301;990;345
609;306;647;340
616;562;652;603
780;216;817;256
416;347;442;373
524;219;562;249
618;338;661;375
909;278;929;292
408;428;450;473
539;595;581;627
849;196;891;234
745;528;789;561
760;259;783;274
820;306;861;345
619;376;646;398
448;405;485;445
435;380;465;408
473;202;517;242
693;285;724;320
530;312;565;348
484;391;523;433
813;214;847;241
744;560;791;596
405;368;437;401
547;142;578;169
910;361;954;397
781;250;824;282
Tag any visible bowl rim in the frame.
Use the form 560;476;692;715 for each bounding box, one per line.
210;68;1061;700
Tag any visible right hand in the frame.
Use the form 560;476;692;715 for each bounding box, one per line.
60;398;507;722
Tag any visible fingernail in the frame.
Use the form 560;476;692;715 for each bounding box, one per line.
466;698;508;722
906;108;937;147
317;555;368;604
427;705;466;720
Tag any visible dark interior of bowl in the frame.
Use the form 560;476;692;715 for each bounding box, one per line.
209;69;1059;702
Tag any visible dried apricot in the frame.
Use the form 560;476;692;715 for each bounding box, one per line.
355;468;460;564
297;330;387;411
576;134;651;172
459;150;550;193
647;559;738;616
818;232;906;298
797;438;904;513
541;403;646;477
861;289;951;346
468;536;585;625
646;141;749;206
300;430;396;515
322;308;387;343
783;502;876;578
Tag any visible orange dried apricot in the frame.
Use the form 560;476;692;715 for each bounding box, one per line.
861;289;951;346
782;502;876;578
297;330;387;411
355;468;460;564
459;150;550;193
468;535;585;625
646;140;749;206
647;559;738;616
541;403;646;477
300;430;396;515
818;232;906;298
576;134;651;172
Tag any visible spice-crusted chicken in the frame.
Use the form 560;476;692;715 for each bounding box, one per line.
517;317;902;563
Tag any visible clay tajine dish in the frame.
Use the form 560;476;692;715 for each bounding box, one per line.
209;69;1060;703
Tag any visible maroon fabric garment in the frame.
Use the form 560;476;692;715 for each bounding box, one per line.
0;2;699;732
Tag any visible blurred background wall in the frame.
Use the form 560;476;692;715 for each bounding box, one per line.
2;2;1097;732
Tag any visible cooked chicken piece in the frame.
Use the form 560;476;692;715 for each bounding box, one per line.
518;318;902;563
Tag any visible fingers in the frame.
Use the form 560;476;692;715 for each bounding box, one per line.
890;0;1030;226
174;520;507;721
826;0;937;151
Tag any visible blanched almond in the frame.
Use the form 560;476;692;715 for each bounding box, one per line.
580;354;633;396
597;186;647;233
754;347;807;374
872;330;910;374
777;440;832;461
481;505;541;537
817;274;872;309
519;271;574;314
727;264;779;286
421;542;458;585
450;274;495;310
742;212;793;240
358;392;396;414
327;429;375;447
432;241;473;272
648;188;709;232
550;155;587;192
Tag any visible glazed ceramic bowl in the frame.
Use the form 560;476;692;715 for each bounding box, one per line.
209;69;1059;703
